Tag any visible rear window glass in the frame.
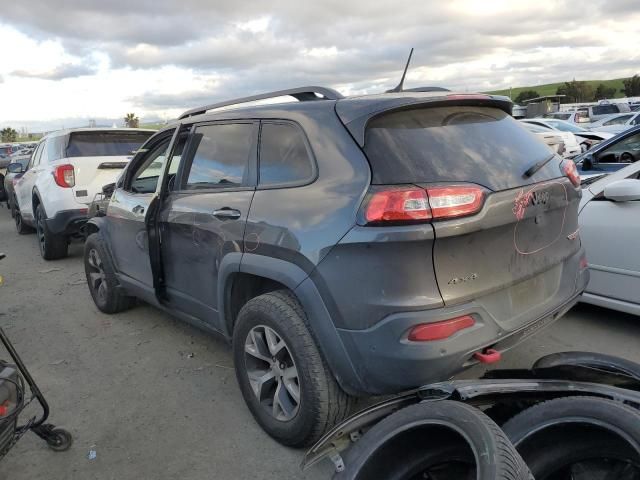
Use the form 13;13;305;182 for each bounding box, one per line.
364;106;560;191
592;105;619;116
66;131;153;157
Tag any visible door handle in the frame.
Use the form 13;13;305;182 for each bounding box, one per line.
212;208;241;220
132;205;145;215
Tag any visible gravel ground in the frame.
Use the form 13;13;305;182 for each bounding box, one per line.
0;204;639;480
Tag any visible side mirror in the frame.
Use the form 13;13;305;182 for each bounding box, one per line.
604;179;640;202
581;154;594;170
6;162;24;174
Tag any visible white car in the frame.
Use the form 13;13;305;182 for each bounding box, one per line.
12;128;154;259
579;161;640;316
520;119;580;156
519;122;565;155
587;112;640;134
522;118;614;152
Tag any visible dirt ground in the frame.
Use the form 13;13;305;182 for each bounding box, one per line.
1;204;639;480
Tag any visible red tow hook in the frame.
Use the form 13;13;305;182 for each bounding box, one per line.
474;348;502;364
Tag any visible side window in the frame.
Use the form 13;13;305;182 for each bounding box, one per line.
28;142;43;168
259;122;314;186
183;123;255;189
604;115;633;126
128;137;172;194
597;132;640;163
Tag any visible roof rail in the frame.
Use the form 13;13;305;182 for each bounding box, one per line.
178;86;344;120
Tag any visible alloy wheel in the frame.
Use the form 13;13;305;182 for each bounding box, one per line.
87;248;108;304
35;211;45;255
244;325;300;421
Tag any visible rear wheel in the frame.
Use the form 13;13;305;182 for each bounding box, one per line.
621;152;634;163
35;204;68;260
502;396;640;480
232;290;352;448
84;233;135;314
14;208;34;234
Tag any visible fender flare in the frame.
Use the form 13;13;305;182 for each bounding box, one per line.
218;252;366;395
31;187;46;217
85;216;109;236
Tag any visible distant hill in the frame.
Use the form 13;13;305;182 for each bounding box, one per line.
485;78;628;100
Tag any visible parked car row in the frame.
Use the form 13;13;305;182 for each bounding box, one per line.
2;87;637;463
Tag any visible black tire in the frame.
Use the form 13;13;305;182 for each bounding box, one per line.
336;400;532;480
8;194;16;218
502;396;640;480
35;204;68;260
232;290;352;448
0;174;6;202
14;208;34;234
46;428;73;452
84;233;136;314
621;152;634;163
533;351;640;381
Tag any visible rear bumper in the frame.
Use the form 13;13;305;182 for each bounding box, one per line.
45;209;88;236
336;259;589;395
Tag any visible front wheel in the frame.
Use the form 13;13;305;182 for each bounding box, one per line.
232;290;352;448
35;204;68;260
84;233;135;314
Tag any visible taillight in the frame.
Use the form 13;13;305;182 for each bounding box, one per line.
364;187;431;224
562;160;580;188
407;315;476;341
53;164;75;188
362;184;485;225
426;185;485;220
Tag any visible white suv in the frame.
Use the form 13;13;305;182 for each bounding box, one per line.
13;128;154;259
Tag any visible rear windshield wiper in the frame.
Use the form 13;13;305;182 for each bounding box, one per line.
523;154;556;179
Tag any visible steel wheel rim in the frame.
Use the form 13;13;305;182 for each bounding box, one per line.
87;248;108;303
244;325;300;421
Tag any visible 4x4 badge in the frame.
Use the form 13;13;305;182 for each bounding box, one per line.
448;273;479;285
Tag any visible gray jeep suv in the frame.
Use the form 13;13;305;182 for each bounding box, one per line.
83;86;589;447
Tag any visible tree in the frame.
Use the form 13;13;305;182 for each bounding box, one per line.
1;127;18;143
556;80;594;103
124;113;139;128
594;83;617;100
622;75;640;97
514;90;540;104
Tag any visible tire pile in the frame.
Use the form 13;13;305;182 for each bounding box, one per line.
324;353;640;480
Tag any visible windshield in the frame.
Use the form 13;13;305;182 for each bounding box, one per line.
545;120;586;133
66;131;154;157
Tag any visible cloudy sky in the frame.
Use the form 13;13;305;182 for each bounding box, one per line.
0;0;638;131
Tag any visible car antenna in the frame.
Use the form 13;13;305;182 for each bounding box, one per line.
386;48;414;93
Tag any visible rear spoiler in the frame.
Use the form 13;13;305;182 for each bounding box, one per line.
335;93;513;147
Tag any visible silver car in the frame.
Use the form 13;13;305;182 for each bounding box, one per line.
579;161;640;315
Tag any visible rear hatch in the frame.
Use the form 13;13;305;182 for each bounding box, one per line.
64;130;153;205
362;104;581;329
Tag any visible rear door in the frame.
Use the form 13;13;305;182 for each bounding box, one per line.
364;105;581;328
159;121;257;326
63;130;154;205
15;139;45;220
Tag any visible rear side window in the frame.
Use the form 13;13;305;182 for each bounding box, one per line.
364;106;559;191
259;123;313;186
592;105;619;116
66;131;153;157
603;115;633;126
184;123;255;189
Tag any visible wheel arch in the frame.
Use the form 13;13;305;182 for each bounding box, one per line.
31;187;45;218
219;252;366;395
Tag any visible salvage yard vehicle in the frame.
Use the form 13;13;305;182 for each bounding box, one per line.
577;125;640;177
4;156;31;218
12;128;154;259
579;161;640;316
587;112;640;134
520;121;566;156
303;352;640;479
83;86;589;447
521;118;614;152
